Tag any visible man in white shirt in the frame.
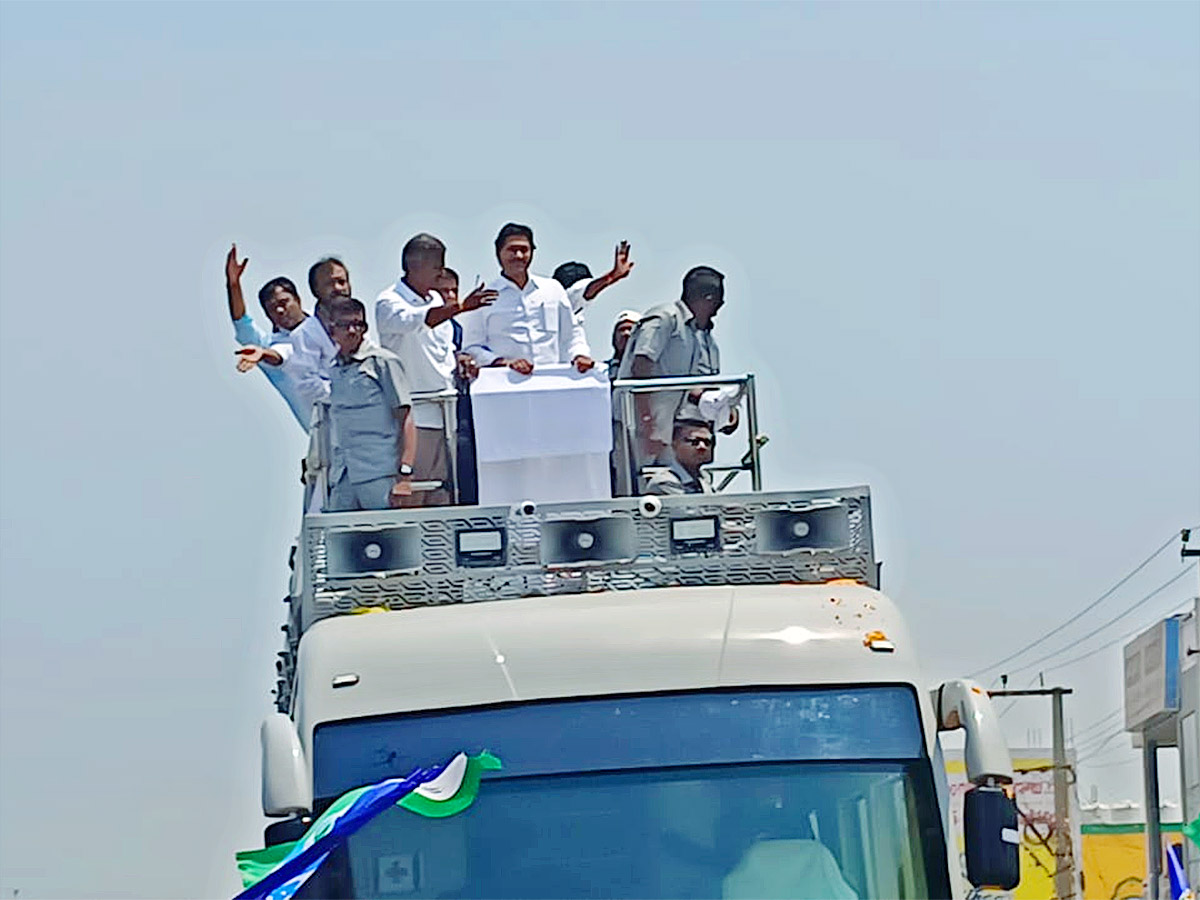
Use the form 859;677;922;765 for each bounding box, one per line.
280;256;353;418
460;223;594;375
551;240;635;320
375;233;496;506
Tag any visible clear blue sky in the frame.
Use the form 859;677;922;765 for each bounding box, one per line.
1;2;1197;896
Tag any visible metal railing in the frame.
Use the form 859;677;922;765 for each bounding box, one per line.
610;373;764;497
302;374;766;511
305;389;460;511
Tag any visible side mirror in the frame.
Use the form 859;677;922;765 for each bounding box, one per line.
963;785;1020;890
261;713;312;817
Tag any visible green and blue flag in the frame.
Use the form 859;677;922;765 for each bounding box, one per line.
235;751;501;900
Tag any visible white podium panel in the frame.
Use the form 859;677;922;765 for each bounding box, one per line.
471;365;613;505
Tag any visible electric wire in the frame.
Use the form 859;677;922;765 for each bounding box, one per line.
996;672;1042;719
1038;594;1197;675
1070;707;1123;743
1001;564;1196;676
1089;761;1138;772
1074;725;1126;757
967;530;1184;678
1077;729;1130;763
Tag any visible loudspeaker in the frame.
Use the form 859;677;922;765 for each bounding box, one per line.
756;505;850;554
325;524;422;577
541;517;636;566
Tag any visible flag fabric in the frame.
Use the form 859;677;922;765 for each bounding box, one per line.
1184;814;1200;848
235;751;500;900
237;842;297;888
399;750;501;818
1165;842;1193;900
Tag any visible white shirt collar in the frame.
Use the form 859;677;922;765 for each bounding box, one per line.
493;272;542;295
392;277;436;305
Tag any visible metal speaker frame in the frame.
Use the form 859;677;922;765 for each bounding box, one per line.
755;504;851;554
325;524;422;578
541;516;637;568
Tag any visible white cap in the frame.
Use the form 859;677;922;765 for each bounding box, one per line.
615;309;641;325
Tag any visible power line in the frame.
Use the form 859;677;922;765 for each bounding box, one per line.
1070;707;1122;743
968;530;1183;678
1077;729;1130;764
997;673;1042;718
1003;565;1196;676
1071;720;1125;755
1080;755;1139;771
1040;595;1197;675
1074;724;1126;757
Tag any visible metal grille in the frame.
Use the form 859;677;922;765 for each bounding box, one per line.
301;488;873;623
275;488;874;712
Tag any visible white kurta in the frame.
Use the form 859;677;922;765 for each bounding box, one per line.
375;279;456;429
460;273;590;367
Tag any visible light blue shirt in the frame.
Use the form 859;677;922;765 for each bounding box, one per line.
233;315;309;429
280;313;338;415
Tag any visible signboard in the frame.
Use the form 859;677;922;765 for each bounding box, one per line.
1123;617;1181;732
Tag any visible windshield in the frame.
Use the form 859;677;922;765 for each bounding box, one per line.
301;687;950;899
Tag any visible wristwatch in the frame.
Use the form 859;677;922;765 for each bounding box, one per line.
399;464;414;477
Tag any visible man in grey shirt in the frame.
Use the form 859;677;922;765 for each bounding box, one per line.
642;419;715;495
324;296;418;511
617;266;729;469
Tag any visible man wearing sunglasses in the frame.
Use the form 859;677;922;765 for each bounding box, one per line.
235;296;418;509
641;419;715;495
323;297;418;511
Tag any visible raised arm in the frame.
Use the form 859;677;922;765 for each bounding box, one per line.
423;284;496;328
226;244;249;321
227;243;272;347
581;240;635;302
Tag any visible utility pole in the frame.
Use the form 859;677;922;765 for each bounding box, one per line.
990;686;1077;899
1050;688;1073;900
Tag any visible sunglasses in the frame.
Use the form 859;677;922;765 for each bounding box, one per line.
331;320;368;333
682;436;713;447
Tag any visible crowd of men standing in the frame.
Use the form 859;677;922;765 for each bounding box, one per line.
229;222;733;510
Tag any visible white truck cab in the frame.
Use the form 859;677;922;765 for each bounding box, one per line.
257;375;1019;898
